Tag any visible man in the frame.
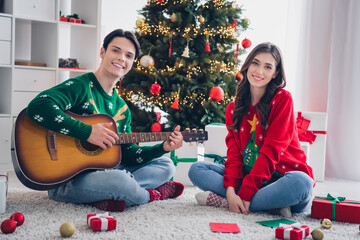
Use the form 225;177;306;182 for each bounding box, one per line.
26;29;184;212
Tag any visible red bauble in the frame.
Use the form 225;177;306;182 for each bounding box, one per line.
151;122;162;132
10;212;25;226
209;86;224;102
204;41;211;52
236;71;243;81
1;219;17;234
241;38;252;49
150;83;161;95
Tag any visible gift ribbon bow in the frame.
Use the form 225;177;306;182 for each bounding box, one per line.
279;223;307;239
296;112;327;144
314;193;360;220
87;212;114;231
198;154;226;165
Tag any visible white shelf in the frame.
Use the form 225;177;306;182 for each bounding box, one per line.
0;0;102;167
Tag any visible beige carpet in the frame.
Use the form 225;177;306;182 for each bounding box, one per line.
1;178;360;240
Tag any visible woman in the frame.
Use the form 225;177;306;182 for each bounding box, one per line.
188;42;314;217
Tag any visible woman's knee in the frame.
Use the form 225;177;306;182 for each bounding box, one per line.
285;171;314;193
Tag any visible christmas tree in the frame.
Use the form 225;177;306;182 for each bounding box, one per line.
119;0;250;132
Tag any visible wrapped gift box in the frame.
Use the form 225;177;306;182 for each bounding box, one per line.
0;172;8;213
296;112;327;182
197;123;227;163
87;212;116;231
275;223;309;240
311;194;360;224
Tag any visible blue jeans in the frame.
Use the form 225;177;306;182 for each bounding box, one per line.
188;161;314;213
48;156;175;207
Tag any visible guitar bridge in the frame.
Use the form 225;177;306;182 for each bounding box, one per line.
46;130;58;160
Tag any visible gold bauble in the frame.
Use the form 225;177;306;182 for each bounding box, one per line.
136;18;145;28
311;228;324;240
170;13;177;23
199;15;205;23
60;222;75;238
140;55;155;68
320;218;332;229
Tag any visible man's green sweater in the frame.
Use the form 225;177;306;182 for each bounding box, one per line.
26;72;167;166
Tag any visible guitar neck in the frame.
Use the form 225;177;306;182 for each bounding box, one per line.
116;132;172;145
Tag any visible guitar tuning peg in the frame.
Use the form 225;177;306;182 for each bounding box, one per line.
192;128;197;132
185;128;190;132
199;129;204;132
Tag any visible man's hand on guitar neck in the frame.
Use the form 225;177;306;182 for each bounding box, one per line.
163;125;183;152
87;122;119;149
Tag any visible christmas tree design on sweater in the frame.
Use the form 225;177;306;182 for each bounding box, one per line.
243;114;260;173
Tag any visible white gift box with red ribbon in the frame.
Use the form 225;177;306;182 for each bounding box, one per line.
275;222;310;240
87;212;116;231
0;172;8;213
296;112;327;182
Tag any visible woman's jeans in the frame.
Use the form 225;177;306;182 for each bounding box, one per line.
188;161;314;213
48;156;175;207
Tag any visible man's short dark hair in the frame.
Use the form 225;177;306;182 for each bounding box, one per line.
103;29;140;59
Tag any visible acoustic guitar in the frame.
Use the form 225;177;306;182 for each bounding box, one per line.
13;108;208;191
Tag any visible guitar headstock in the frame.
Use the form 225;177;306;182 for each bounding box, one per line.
181;128;208;144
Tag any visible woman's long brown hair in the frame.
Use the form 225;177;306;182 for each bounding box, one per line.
228;42;286;130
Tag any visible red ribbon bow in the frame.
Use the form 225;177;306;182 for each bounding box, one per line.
296;112;317;144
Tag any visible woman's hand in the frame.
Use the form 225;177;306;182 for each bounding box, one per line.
226;187;250;215
87;122;119;149
163;125;183;151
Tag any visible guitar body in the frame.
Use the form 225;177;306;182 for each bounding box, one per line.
13;109;121;190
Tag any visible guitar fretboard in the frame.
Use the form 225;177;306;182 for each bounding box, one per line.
116;132;172;144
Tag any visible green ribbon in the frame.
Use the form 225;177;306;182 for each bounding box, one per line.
315;193;360;220
198;154;226;165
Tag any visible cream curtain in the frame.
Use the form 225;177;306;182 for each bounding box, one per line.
285;0;360;181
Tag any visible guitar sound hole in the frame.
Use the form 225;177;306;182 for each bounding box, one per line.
80;141;100;151
75;139;103;156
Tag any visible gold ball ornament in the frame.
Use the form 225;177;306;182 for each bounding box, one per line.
320;218;332;229
199;15;205;23
311;228;324;240
60;222;75;238
136;18;145;28
140;55;155;68
170;13;177;23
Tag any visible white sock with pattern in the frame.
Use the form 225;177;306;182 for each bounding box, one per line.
195;191;229;208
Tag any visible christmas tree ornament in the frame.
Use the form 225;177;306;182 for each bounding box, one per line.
204;35;211;52
182;38;190;58
158;0;163;3
140;55;155;68
241;38;251;49
168;33;173;57
209;86;224;101
170;13;177;23
150;83;161;95
199;15;205;23
60;222;75;238
229;17;237;30
236;42;239;59
236;71;243;81
136;18;145;28
311;228;324;240
10;212;25;226
151;122;162;132
320;218;332;229
170;98;179;109
1;219;17;234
